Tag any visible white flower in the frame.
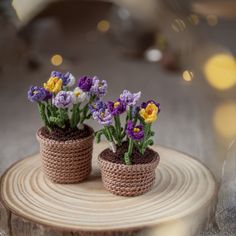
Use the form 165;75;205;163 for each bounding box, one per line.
73;87;86;103
64;72;75;87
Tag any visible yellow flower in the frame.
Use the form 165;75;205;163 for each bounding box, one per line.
44;77;62;93
139;103;158;123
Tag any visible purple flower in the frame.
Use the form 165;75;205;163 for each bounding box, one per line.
90;76;108;97
132;106;140;118
44;90;52;101
107;99;126;116
126;121;144;141
92;107;113;126
89;100;106;113
141;100;161;113
53;91;74;109
120;90;141;106
51;71;63;79
78;76;93;92
62;72;75;87
51;71;75;87
27;86;47;102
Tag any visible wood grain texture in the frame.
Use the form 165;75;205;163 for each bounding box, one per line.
0;143;217;236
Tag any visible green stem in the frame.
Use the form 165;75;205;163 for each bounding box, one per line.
124;138;133;165
58;108;68;128
114;115;122;145
71;103;81;128
80;104;89;125
141;123;151;154
37;103;50;130
123;106;133;139
128;106;133;120
105;126;114;142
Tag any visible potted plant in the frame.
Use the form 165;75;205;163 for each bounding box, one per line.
27;71;107;184
90;90;160;196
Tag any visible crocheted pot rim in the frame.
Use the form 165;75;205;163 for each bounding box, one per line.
98;148;160;169
36;125;94;145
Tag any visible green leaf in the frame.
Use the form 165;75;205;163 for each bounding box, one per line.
37;103;50;128
124;152;131;165
95;130;104;143
145;139;154;146
49;116;64;128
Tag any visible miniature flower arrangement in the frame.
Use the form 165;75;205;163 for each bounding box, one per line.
28;71;107;184
90;90;160;196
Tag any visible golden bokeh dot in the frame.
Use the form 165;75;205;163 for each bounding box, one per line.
171;19;186;32
206;15;218;26
97;20;110;33
204;53;236;90
182;70;194;82
188;14;200;25
51;54;63;66
214;102;236;139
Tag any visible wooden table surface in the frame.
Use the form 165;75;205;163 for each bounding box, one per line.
0;144;217;236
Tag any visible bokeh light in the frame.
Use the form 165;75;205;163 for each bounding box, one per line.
97;20;110;33
188;14;200;25
204;53;236;90
51;54;63;66
171;19;186;32
117;8;130;20
182;70;194;82
214;102;236;139
145;48;162;62
206;15;218;26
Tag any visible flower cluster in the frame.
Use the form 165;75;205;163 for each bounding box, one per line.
91;89;160;165
28;71;107;131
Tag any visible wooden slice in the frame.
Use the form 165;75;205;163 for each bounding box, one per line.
0;144;217;236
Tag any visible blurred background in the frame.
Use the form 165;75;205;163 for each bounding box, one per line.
1;0;236;235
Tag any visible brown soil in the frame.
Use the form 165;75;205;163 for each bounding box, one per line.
100;142;158;165
41;124;93;142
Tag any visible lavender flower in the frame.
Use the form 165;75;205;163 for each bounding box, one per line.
27;86;47;102
53;91;74;108
92;107;113;126
107;99;126;116
89;100;107;113
62;72;75;87
132;106;140;118
78;76;93;92
90;76;108;97
51;71;75;87
141;100;161;113
51;71;63;79
126;120;144;141
120;90;141;106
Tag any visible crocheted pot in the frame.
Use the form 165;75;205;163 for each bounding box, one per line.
36;126;94;184
98;150;160;197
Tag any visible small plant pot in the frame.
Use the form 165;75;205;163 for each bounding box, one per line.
36;126;94;184
98;150;160;197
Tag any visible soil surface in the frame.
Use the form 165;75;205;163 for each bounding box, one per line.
40;125;92;141
100;142;158;165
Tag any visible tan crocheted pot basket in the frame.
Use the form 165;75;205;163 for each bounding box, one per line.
36;126;94;184
98;151;160;197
